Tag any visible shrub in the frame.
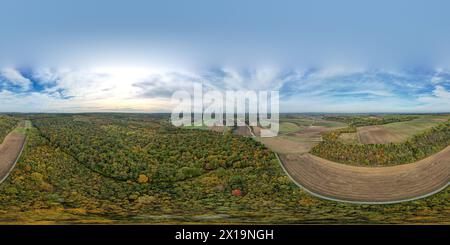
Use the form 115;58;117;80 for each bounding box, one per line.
229;174;245;190
137;174;149;183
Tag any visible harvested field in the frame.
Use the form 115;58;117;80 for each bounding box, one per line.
279;146;450;203
283;117;347;129
338;132;358;144
357;126;404;144
289;125;345;143
282;117;316;127
256;126;328;154
279;122;301;134
290;125;335;138
0;132;26;183
257;122;345;154
258;136;317;154
208;126;230;133
314;120;347;128
357;116;450;144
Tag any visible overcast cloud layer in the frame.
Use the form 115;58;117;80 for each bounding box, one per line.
0;0;449;112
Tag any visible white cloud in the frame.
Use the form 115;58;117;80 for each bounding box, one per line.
0;67;180;112
433;85;450;99
308;65;366;80
0;68;32;90
1;66;450;113
415;85;450;112
221;67;285;91
31;67;61;85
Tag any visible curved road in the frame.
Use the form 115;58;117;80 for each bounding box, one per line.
278;146;450;204
0;132;27;184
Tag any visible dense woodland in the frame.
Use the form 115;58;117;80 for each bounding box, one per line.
0;115;19;142
33;115;272;183
0;114;448;224
311;120;450;165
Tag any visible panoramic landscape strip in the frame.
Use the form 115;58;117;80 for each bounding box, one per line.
0;113;448;224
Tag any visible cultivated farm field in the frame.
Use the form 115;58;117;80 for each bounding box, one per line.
355;115;450;144
0;113;448;224
255;115;346;154
258;113;450;203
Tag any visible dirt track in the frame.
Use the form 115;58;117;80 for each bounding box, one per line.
279;146;450;203
0;132;26;184
234;126;252;136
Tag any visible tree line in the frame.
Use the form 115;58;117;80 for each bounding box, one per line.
311;120;450;165
0;115;19;142
323;115;417;127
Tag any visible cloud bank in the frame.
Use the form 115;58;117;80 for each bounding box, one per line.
0;66;449;113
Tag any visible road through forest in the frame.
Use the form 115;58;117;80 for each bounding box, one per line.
0;126;27;184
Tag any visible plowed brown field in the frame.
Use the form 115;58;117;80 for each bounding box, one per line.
279;146;450;203
0;132;26;183
357;125;404;144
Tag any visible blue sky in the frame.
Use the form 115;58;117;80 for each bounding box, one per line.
0;0;449;112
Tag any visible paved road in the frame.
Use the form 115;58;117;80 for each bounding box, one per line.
0;132;26;184
279;146;450;204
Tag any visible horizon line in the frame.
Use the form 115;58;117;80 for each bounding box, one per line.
1;111;450;115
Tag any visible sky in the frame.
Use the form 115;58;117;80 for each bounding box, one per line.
0;0;449;113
